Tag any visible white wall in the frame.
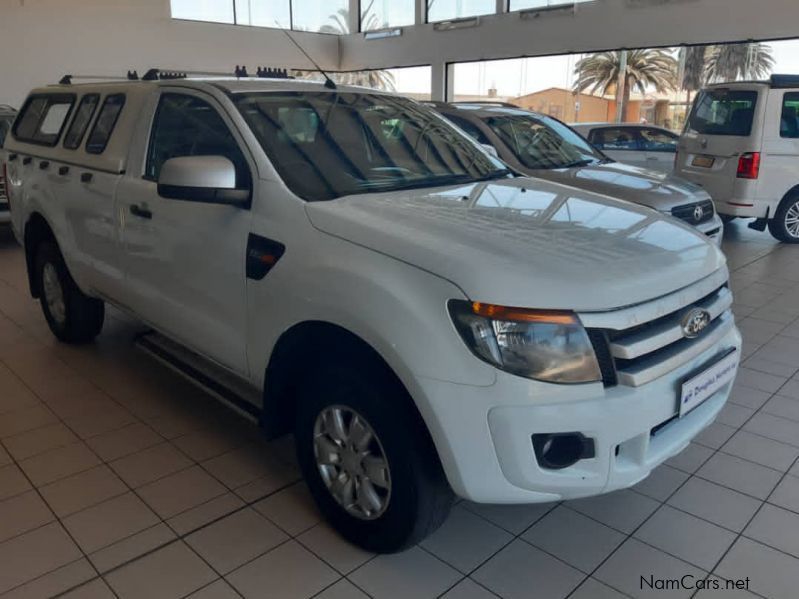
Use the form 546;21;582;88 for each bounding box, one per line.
0;0;340;107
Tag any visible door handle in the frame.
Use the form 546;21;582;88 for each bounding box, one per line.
22;157;32;165
80;172;93;183
59;166;70;176
129;204;153;220
39;161;50;170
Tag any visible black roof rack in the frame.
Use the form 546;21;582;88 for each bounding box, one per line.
770;74;799;89
256;67;293;79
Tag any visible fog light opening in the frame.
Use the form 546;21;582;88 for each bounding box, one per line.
532;433;595;470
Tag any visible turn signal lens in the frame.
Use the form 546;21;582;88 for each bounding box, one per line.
470;303;578;325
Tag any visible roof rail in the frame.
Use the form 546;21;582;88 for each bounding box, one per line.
451;101;519;108
141;66;254;81
58;72;139;85
57;66;294;86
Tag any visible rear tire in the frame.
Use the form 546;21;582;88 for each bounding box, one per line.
35;242;104;344
768;193;799;243
294;356;453;553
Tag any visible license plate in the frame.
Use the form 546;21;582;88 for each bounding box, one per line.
679;350;739;417
692;155;715;168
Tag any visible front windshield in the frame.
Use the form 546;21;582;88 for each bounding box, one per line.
485;114;604;171
236;92;509;202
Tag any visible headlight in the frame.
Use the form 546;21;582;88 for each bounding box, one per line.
448;300;602;384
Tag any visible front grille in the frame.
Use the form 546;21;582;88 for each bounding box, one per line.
587;283;733;388
672;199;714;226
0;174;7;202
0;202;8;212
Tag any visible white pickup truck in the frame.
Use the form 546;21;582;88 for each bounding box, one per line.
4;73;741;552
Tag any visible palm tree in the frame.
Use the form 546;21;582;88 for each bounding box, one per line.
573;49;677;121
705;43;774;83
295;2;396;92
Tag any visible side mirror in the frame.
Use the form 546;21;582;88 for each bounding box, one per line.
481;144;499;158
157;155;250;206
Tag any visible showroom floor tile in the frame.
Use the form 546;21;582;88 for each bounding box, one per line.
1;223;799;597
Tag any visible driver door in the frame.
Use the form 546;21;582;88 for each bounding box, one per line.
117;91;254;375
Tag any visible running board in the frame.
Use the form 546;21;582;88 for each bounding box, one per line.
135;332;262;424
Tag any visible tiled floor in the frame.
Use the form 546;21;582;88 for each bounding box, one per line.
1;221;799;599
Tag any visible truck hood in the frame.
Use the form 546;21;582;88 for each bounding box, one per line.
528;161;710;212
305;177;726;311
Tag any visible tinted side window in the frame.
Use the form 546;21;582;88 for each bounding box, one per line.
639;128;678;152
13;94;76;146
781;93;799;139
447;114;493;146
590;128;640;151
86;94;125;154
64;94;100;150
146;94;250;187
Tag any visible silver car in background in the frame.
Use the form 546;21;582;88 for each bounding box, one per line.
429;102;723;245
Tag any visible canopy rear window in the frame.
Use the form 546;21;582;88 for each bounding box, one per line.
13;94;76;146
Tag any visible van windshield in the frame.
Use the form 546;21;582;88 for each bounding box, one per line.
687;90;759;136
235;92;510;202
484;114;605;170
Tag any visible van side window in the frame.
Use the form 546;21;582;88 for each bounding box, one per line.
145;94;250;187
64;94;100;150
86;94;126;154
780;93;799;139
13;94;76;146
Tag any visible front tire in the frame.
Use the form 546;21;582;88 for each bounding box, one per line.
35;242;104;344
295;359;453;553
768;193;799;243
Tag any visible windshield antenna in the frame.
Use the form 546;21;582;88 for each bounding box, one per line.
278;25;337;90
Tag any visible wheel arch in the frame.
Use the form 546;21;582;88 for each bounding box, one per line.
23;212;57;298
261;320;433;447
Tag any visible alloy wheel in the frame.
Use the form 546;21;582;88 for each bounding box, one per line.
785;201;799;238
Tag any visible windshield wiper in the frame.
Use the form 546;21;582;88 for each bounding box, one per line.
473;168;514;182
559;159;598;169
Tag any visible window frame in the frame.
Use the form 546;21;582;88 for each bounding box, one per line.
589;126;643;152
780;92;799;139
12;93;77;147
63;94;101;151
637;127;679;153
85;94;126;155
143;91;253;192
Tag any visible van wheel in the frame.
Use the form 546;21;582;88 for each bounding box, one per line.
294;358;453;553
769;193;799;243
35;242;104;344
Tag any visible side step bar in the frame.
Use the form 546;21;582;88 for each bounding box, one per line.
135;332;263;424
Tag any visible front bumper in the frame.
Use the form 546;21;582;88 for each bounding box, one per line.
419;325;741;504
693;213;724;246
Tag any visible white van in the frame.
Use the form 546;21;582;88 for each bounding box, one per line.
676;75;799;242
